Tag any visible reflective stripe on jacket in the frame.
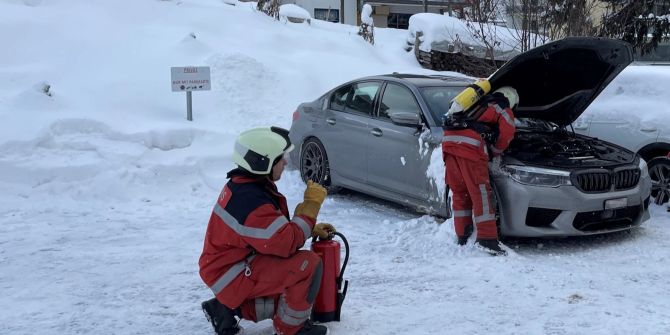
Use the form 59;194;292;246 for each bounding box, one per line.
442;102;516;161
199;169;316;307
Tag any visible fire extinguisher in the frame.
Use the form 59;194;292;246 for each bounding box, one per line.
311;231;349;323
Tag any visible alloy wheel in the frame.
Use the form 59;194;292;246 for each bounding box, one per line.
650;160;670;205
301;141;326;185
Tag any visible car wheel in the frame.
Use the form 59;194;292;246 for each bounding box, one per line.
300;138;338;192
490;179;503;237
648;156;670;205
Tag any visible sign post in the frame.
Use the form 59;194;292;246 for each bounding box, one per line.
171;66;211;121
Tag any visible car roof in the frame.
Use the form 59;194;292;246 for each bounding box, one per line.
357;73;472;87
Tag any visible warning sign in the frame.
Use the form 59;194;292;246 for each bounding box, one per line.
171;66;211;92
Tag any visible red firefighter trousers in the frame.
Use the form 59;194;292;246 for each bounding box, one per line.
444;154;498;240
237;250;322;335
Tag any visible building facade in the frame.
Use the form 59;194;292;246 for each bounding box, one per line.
280;0;470;29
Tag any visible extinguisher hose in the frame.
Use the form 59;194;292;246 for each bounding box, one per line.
333;232;349;286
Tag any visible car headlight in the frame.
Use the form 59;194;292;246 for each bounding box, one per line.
503;165;572;187
639;157;649;178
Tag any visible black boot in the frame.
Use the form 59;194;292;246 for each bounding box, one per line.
295;319;328;335
201;298;241;335
457;224;474;246
475;239;507;256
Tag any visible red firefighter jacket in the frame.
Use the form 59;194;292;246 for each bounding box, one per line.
199;169;315;307
442;99;516;161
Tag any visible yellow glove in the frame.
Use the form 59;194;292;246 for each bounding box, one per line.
294;181;328;219
312;223;336;239
294;201;320;220
303;180;327;205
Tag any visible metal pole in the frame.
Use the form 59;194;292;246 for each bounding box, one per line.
186;91;193;121
423;0;427;13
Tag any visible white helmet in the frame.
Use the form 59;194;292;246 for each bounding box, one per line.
233;127;295;175
493;86;519;108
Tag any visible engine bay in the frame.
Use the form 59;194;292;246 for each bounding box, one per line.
505;130;636;168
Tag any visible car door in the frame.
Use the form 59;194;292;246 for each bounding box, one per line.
366;82;430;201
318;81;381;184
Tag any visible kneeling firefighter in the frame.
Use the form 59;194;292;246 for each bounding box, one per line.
199;126;336;335
442;81;518;256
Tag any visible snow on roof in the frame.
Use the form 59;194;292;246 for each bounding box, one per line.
279;4;310;20
408;13;544;60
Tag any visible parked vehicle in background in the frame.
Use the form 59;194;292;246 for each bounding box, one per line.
289;37;652;237
574;113;670;204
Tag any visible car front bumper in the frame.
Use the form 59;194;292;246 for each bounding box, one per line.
493;175;652;237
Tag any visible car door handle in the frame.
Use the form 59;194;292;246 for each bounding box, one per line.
326;118;336;125
371;128;383;137
641;128;657;132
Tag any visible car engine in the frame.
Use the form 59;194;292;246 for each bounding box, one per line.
505;130;636;168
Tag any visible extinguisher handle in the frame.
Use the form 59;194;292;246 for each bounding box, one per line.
333;232;349;286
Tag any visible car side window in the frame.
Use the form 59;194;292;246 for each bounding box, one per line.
329;85;352;112
344;82;381;115
378;83;421;120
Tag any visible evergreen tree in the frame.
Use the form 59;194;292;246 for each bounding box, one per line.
599;0;670;55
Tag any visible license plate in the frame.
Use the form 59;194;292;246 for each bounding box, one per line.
605;198;628;209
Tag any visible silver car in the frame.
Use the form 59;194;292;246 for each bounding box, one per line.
574;105;670;205
289;37;652;237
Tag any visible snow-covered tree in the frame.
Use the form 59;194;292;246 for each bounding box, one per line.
599;0;670;55
358;4;374;45
463;0;507;60
542;0;599;39
257;0;280;20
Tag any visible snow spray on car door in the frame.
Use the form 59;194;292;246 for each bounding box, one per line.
311;232;349;322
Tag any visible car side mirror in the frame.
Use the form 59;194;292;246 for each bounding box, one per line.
389;112;422;127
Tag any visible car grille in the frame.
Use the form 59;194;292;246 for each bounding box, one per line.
572;167;640;193
572;204;642;232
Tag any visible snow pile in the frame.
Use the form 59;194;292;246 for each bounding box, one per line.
1;0;669;334
361;4;373;26
279;4;310;20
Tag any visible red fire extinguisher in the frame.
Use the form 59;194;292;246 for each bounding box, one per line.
311;232;349;322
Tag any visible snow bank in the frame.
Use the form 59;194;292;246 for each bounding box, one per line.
279;4;310;20
1;1;669;334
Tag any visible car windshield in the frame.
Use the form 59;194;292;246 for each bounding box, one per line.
418;86;463;124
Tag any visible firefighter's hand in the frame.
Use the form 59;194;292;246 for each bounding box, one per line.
303;180;327;205
295;201;321;220
312;223;336;239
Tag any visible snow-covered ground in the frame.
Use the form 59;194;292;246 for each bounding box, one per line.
1;1;669;334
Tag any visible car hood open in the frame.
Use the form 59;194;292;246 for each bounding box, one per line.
488;37;633;126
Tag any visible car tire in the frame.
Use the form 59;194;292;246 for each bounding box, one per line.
299;138;339;193
648;156;670;205
490;179;503;237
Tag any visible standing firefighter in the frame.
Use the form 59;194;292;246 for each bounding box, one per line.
442;83;518;256
199;126;335;335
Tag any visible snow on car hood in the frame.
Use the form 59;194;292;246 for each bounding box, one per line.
488;37;633;126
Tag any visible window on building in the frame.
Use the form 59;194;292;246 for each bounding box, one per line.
387;13;412;30
314;8;339;23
